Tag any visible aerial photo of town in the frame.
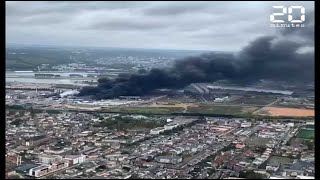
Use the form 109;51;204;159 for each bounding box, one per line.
5;1;314;179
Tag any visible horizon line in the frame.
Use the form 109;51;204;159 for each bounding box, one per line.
6;42;235;53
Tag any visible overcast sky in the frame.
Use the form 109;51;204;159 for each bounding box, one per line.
6;1;314;51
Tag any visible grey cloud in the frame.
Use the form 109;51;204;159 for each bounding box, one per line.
88;19;169;31
142;2;211;16
6;1;145;17
6;1;315;51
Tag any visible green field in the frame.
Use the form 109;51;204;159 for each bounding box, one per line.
226;95;278;105
101;106;184;114
245;137;272;147
297;128;314;139
187;105;258;115
268;156;293;165
101;104;260;116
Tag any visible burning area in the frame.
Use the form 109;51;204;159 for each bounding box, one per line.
78;14;314;100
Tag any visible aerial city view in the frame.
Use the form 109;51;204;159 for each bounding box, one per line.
5;1;314;179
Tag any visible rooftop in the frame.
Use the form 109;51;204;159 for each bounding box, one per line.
15;163;39;172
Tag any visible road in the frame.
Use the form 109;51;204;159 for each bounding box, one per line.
252;98;281;114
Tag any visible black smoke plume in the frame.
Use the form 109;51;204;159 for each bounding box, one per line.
79;20;314;99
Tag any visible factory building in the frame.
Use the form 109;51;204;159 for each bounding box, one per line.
241;122;252;128
155;156;183;164
64;155;86;166
150;127;166;135
28;160;69;178
22;135;51;147
38;155;63;164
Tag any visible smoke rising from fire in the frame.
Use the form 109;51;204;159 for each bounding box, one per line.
78;20;314;99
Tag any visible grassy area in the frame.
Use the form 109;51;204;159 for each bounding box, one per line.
268;156;293;165
8;104;313;120
187;105;257;115
305;124;315;129
101;104;264;117
227;95;278;105
101;106;185;114
245;137;272;147
275;98;314;109
275;103;314;109
297;128;314;139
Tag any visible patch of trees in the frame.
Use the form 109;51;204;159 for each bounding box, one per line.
239;170;267;179
305;140;314;150
93;116;166;130
10;119;23;126
6;105;26;110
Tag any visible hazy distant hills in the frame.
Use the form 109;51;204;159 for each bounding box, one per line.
6;47;76;70
5;44;210;71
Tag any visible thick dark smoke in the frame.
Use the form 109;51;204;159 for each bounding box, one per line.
279;12;315;46
79;16;314;99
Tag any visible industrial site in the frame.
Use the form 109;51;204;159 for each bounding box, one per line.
6;49;315;179
6;75;314;118
6;1;315;179
5;68;315;179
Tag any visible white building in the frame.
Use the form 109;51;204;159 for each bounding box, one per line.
64;155;86;165
44;148;67;155
287;123;295;127
164;123;179;130
241;122;252;128
28;161;69;178
29;165;50;177
306;121;314;125
155;156;182;164
150;127;166;135
38;155;62;164
214;96;229;102
266;163;280;172
296;175;315;179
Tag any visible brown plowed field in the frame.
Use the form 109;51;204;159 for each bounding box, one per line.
259;107;314;117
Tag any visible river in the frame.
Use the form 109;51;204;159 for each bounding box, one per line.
6;71;97;85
